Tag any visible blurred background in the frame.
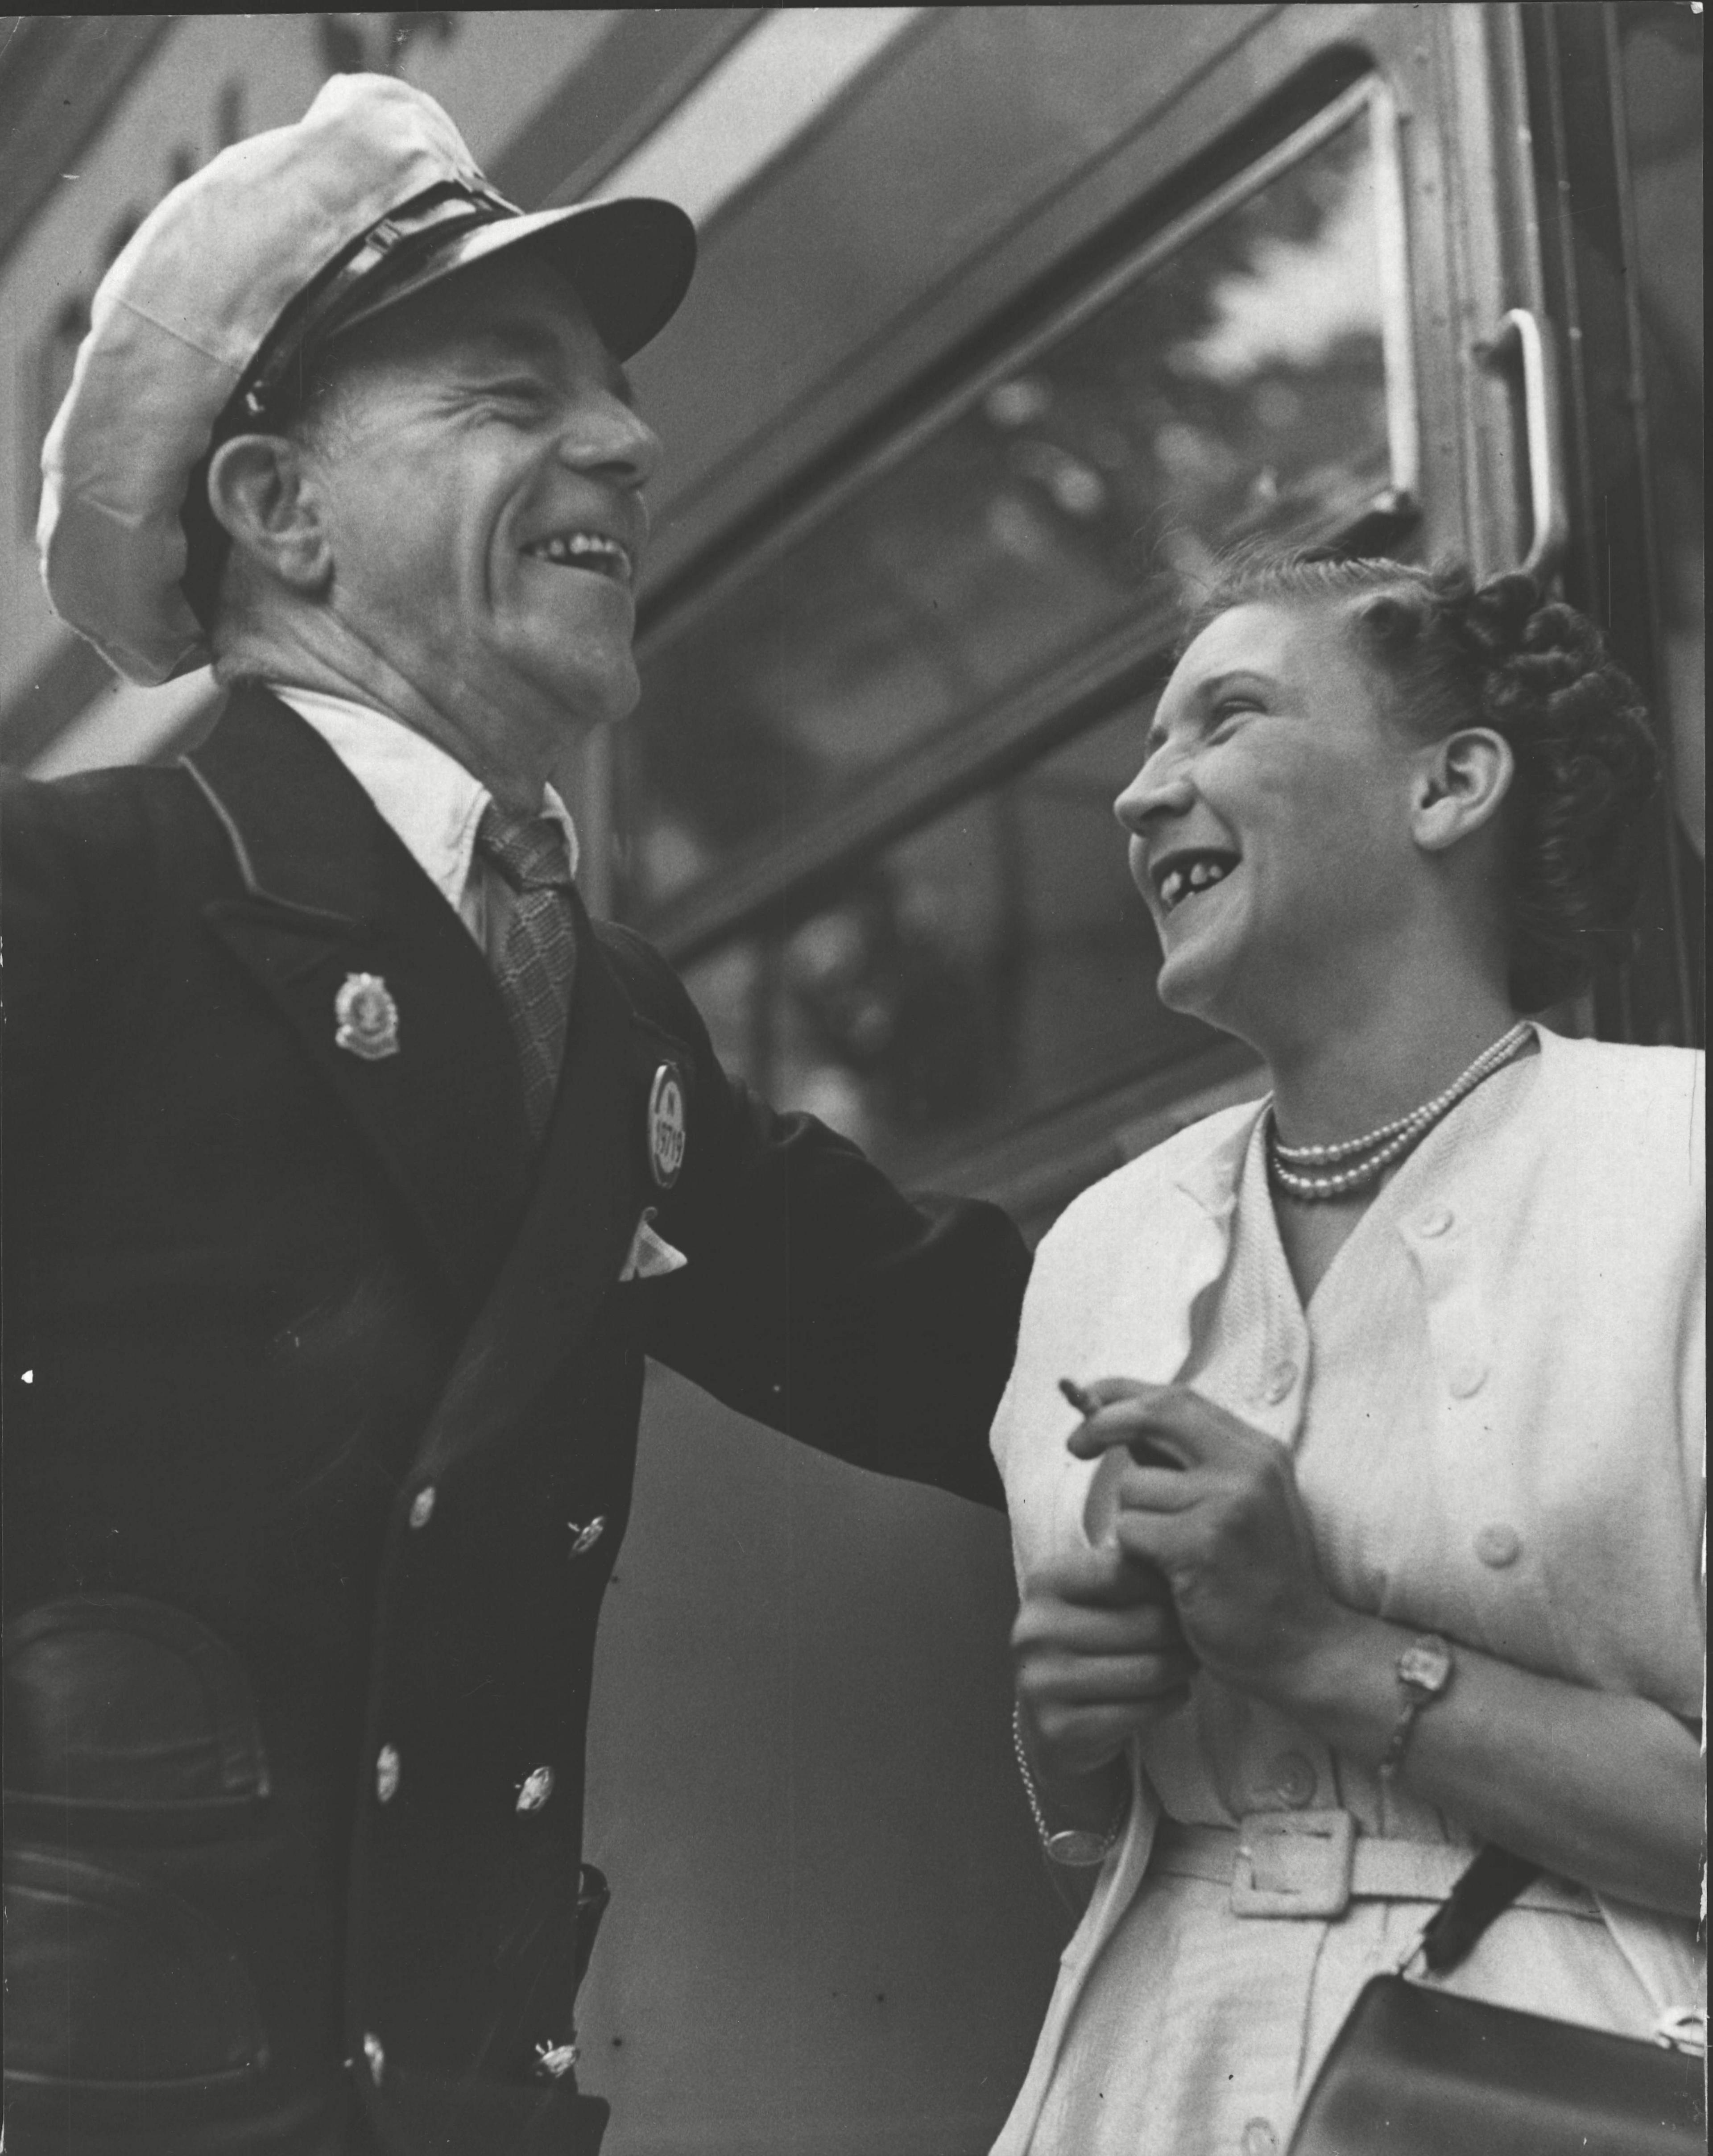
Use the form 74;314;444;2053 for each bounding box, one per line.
0;10;1701;2150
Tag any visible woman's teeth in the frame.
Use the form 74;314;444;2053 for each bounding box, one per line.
1159;858;1233;912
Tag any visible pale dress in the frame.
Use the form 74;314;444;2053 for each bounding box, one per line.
992;1035;1705;2156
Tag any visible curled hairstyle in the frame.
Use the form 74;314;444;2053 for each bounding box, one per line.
1182;552;1659;1012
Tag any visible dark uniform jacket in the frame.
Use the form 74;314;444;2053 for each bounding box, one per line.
1;686;1030;2156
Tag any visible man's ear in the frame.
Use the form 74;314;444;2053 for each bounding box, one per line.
1409;727;1514;854
205;433;331;594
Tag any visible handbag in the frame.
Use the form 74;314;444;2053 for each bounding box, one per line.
1288;1845;1706;2156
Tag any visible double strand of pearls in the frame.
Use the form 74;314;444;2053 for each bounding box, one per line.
1267;1021;1532;1201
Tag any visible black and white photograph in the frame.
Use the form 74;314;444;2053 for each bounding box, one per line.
0;9;1703;2155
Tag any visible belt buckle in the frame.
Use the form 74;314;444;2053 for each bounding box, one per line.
1231;1808;1355;1918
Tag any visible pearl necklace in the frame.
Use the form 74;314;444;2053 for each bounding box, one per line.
1267;1021;1533;1202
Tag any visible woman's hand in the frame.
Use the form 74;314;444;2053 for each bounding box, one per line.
1012;1537;1197;1791
1068;1379;1348;1704
1065;1381;1703;1914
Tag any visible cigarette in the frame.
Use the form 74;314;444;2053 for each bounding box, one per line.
1060;1376;1182;1469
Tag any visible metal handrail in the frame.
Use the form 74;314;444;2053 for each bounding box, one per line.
1481;307;1568;580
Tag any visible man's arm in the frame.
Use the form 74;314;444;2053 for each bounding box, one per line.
596;924;1030;1509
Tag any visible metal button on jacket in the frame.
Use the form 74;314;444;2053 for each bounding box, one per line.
1241;2119;1279;2156
409;1485;436;1529
362;2032;385;2086
376;1745;401;1803
1475;1522;1522;1568
1448;1357;1487;1398
1416;1207;1454;1237
516;1764;554;1813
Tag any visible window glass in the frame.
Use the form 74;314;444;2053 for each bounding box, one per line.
625;88;1406;920
680;696;1217;1181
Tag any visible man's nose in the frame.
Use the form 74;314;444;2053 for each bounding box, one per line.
1114;753;1194;836
560;393;663;490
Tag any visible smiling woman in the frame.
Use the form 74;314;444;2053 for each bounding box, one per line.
993;552;1703;2156
1116;598;1452;1049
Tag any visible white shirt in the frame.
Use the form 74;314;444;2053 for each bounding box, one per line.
269;684;579;960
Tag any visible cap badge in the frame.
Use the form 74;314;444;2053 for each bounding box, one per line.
646;1063;686;1190
335;972;400;1061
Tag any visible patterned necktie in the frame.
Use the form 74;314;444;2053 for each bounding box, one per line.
475;801;579;1141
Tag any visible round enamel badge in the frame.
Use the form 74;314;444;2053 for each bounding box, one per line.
646;1064;686;1190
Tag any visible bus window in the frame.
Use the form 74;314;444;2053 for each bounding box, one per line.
622;78;1416;935
683;693;1220;1185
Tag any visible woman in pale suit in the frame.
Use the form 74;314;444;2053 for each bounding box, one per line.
993;557;1704;2156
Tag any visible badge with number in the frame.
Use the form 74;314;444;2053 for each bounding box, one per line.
646;1063;686;1190
335;972;400;1061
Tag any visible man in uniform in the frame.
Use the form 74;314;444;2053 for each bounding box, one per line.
1;76;1028;2156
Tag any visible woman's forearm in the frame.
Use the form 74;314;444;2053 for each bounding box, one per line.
1270;1606;1703;1915
1082;1388;1701;1916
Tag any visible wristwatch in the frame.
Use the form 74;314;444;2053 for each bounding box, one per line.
1378;1633;1453;1781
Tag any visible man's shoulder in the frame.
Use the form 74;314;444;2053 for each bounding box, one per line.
1;740;253;1007
588;915;674;987
2;757;201;889
590;910;689;1009
2;721;235;817
588;917;710;1053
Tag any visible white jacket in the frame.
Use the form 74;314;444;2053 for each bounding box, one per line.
991;1029;1705;2154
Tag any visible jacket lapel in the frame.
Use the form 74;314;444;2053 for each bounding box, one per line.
185;684;531;1314
411;890;669;1483
1153;1124;1254;1376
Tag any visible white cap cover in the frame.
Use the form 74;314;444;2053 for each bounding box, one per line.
38;73;694;686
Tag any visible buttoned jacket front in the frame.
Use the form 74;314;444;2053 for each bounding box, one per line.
2;686;1028;2156
990;1030;1705;2155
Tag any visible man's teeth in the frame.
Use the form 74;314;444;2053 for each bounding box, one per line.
1159;859;1234;912
525;531;632;579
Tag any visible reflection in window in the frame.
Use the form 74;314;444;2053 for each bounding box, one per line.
625;87;1407;919
681;699;1217;1181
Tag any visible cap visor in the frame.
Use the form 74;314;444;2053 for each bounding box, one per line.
335;195;696;361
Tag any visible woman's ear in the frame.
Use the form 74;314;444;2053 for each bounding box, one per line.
1410;727;1514;854
204;433;331;594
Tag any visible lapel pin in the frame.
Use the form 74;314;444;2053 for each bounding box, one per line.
646;1063;686;1190
335;972;400;1061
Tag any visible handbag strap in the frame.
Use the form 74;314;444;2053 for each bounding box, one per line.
1416;1843;1545;1974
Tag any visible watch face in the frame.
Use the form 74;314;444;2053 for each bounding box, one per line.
1398;1636;1453;1695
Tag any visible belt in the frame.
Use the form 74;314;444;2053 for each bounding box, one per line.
1151;1813;1602;1922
